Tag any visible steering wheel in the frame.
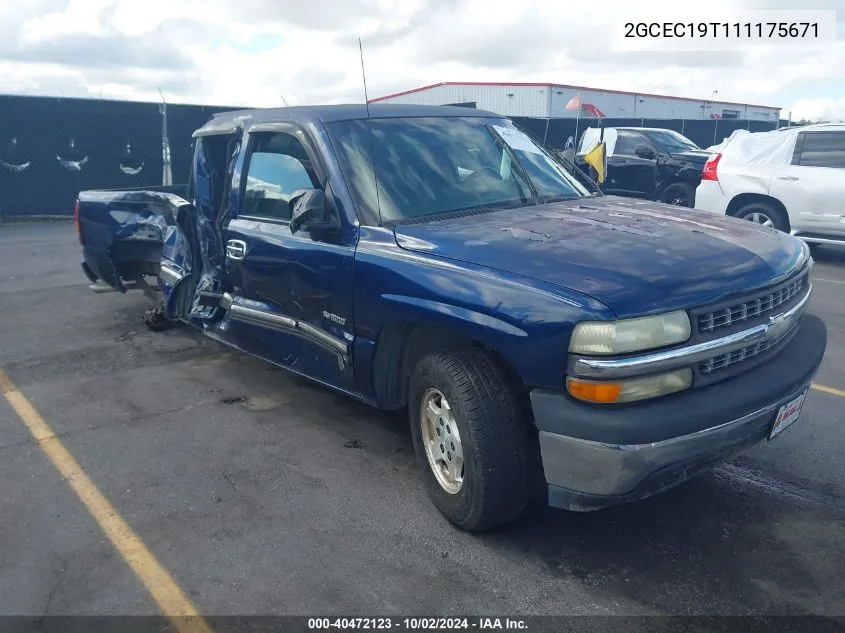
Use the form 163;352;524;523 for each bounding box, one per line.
464;166;502;183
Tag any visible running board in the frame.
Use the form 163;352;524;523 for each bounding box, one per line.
800;237;845;246
790;232;845;246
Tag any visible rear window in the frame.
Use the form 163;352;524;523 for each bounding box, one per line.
793;132;845;168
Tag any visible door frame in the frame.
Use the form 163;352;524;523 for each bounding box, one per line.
235;121;332;225
214;120;357;383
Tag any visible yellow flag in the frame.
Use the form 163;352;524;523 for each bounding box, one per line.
583;141;606;184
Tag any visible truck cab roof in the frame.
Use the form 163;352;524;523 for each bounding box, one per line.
193;104;501;137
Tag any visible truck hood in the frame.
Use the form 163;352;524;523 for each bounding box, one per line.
393;196;808;318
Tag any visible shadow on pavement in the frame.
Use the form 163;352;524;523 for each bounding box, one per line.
811;245;845;266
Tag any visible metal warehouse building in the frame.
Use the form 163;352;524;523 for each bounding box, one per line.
368;82;781;122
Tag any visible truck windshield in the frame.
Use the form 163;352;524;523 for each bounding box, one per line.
327;116;595;225
647;130;700;153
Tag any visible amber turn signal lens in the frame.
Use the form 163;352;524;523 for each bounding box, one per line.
566;369;693;404
566;378;623;403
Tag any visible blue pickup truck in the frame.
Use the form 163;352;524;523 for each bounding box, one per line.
76;104;827;531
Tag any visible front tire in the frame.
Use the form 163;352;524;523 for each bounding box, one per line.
409;348;531;532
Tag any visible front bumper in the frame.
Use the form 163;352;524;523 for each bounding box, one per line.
532;314;827;511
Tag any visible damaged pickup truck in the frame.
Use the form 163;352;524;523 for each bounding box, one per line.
76;104;827;531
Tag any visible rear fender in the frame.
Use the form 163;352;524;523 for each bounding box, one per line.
81;190;197;320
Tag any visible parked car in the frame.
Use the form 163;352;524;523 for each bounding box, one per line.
76;105;826;531
575;127;711;207
695;123;845;247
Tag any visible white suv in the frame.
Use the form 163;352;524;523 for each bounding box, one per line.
695;123;845;247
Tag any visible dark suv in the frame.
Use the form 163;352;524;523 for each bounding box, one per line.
576;127;711;207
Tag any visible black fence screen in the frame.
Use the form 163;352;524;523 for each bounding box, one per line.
510;116;786;152
0;95;239;219
0;94;794;219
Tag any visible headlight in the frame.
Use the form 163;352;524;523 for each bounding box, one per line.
567;369;693;404
569;311;691;355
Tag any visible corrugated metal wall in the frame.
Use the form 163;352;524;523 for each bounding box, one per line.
382;84;549;117
377;84;780;122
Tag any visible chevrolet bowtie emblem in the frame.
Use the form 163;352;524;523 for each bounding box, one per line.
767;311;791;342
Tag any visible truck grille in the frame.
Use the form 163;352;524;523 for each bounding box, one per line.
697;274;806;334
700;340;774;375
699;312;801;376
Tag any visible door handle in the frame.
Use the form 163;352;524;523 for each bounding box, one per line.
226;239;247;261
777;175;799;181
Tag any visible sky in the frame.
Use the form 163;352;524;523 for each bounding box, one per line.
0;0;843;121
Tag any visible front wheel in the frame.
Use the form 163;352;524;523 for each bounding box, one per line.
409;349;531;532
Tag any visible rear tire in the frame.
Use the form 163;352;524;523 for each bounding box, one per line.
660;182;695;207
409;348;531;532
732;201;789;232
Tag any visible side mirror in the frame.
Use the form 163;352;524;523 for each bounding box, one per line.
288;189;340;235
635;146;656;160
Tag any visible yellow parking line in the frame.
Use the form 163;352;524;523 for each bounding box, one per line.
812;383;845;398
0;370;213;633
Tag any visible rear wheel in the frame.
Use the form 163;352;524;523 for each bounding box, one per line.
660;182;695;207
733;201;789;232
409;348;531;532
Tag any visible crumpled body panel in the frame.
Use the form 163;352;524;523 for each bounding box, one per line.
78;189;198;319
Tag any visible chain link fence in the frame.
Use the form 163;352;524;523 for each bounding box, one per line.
0;95;239;220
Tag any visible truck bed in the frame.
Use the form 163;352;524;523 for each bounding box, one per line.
76;185;191;291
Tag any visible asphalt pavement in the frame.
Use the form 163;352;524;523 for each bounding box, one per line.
1;222;844;618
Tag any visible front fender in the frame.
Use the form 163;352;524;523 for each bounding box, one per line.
353;228;615;403
380;295;528;338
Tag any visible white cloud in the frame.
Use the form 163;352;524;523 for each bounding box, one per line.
19;0;112;41
789;96;845;122
0;0;842;121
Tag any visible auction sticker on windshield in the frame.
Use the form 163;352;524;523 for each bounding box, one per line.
492;126;543;154
769;388;808;439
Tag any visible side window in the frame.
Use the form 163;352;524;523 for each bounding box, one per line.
242;132;318;221
614;132;644;157
795;132;845;169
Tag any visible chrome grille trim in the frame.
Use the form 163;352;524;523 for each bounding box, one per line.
699;320;797;375
697;274;806;334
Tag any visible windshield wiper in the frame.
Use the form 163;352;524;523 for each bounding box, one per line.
445;198;531;214
537;194;586;204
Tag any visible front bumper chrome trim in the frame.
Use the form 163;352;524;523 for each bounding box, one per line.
568;284;811;380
